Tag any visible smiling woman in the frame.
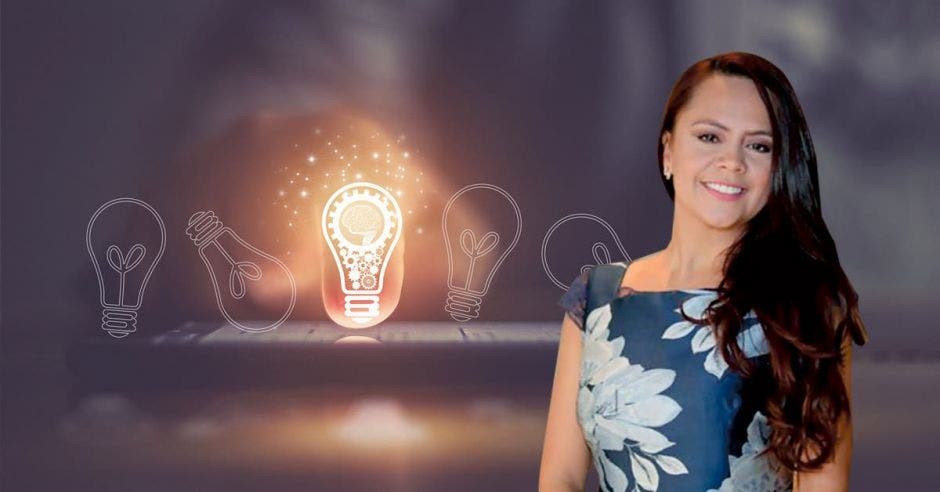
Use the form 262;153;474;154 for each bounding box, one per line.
540;52;868;492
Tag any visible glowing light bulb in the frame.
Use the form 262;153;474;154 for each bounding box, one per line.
321;182;402;327
441;183;522;322
186;210;296;333
85;197;166;338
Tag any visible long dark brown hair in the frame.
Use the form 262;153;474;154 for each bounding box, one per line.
658;52;869;472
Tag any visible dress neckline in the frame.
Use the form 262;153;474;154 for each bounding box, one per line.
613;261;721;297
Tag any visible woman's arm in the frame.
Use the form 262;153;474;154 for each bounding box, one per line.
793;337;854;491
539;315;592;492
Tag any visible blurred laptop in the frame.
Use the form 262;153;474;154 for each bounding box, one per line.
66;320;561;391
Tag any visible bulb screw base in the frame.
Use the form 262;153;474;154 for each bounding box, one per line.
345;294;380;323
444;289;482;322
186;211;224;248
101;307;137;338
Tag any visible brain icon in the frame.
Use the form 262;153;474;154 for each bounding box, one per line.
341;203;382;245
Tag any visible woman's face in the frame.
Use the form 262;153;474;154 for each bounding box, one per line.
662;73;774;231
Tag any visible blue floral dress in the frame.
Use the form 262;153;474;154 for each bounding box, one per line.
558;261;793;492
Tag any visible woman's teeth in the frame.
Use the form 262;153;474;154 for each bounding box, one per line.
704;182;744;195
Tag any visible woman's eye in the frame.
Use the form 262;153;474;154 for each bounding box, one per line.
697;133;771;153
749;143;772;153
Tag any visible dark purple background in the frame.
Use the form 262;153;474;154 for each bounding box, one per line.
3;1;938;490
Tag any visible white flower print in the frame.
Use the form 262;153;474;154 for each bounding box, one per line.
707;411;793;491
661;292;770;378
579;303;690;492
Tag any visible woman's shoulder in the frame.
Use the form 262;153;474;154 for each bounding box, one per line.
557;261;627;330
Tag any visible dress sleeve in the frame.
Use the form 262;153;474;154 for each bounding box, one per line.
557;267;593;331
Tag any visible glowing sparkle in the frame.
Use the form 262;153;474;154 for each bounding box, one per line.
274;127;423;243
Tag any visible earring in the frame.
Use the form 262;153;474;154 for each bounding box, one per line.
664;169;672;180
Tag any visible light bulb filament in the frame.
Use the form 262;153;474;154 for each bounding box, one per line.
229;260;263;299
105;243;146;306
457;229;499;291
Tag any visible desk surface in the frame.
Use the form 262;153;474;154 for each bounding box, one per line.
66;321;564;393
151;320;562;346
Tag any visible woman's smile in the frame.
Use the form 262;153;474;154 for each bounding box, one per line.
701;180;747;201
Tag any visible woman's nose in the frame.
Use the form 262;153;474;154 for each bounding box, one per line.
717;148;746;173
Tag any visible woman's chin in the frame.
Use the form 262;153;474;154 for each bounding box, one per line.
700;212;748;232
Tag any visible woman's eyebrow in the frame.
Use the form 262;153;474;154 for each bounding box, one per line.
692;118;772;137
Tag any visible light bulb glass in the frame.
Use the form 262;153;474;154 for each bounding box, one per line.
441;183;522;322
186;210;296;333
541;213;631;290
86;197;166;338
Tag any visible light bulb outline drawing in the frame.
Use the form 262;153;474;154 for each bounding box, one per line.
186;210;296;333
542;213;632;290
441;183;522;322
321;181;403;325
85;197;166;338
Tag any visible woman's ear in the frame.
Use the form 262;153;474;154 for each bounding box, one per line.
661;131;672;168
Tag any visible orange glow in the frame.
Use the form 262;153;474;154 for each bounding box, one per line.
174;107;497;322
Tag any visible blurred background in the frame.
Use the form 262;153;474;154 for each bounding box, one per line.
3;0;938;490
